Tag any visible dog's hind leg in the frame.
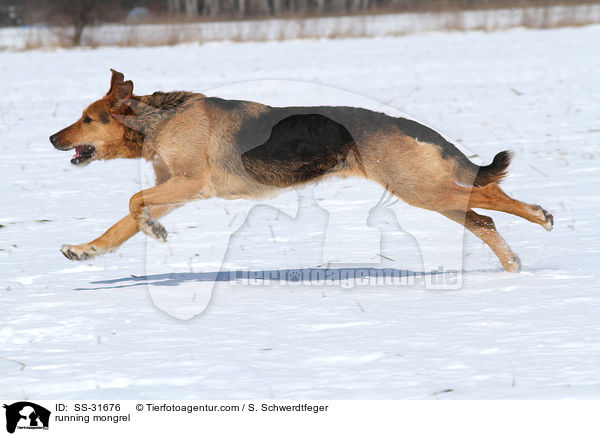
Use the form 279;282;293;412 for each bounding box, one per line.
386;181;550;272
129;176;208;241
398;182;553;231
467;183;553;231
440;209;522;272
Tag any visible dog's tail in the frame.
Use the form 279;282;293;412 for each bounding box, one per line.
475;150;513;186
457;150;513;187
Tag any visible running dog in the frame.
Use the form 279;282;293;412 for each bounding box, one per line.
49;69;553;272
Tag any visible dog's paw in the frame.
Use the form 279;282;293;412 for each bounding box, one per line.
502;255;522;273
534;205;554;231
139;218;168;242
61;244;97;261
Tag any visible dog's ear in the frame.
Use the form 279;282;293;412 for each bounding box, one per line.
107;69;125;96
113;80;133;101
107;79;134;107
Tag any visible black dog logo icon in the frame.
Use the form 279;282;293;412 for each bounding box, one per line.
3;402;50;434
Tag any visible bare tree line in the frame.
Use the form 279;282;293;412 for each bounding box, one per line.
163;0;594;18
3;0;598;46
11;0;599;22
166;0;381;17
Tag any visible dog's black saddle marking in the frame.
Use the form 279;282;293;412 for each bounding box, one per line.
239;113;359;187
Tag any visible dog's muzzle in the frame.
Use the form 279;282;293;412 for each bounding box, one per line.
50;133;62;149
49;133;71;151
50;133;96;165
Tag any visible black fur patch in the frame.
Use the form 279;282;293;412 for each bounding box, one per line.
100;111;110;124
395;118;462;160
205;97;246;112
240;113;360;187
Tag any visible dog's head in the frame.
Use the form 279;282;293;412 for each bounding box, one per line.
49;69;141;165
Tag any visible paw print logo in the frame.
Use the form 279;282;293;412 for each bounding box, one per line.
287;270;303;282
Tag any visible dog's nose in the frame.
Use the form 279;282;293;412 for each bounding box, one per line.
49;133;59;146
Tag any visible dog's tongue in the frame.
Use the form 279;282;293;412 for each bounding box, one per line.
73;146;82;158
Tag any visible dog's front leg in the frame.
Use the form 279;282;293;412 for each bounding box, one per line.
61;160;179;261
61;206;175;261
129;176;206;241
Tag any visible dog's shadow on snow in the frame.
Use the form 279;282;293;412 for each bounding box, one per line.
74;188;510;292
74;267;473;291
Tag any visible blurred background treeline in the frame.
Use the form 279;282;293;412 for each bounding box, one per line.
3;0;599;25
1;0;598;47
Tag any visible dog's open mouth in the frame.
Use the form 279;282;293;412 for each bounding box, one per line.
71;145;96;165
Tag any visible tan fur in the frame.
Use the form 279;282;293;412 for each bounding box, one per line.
52;70;553;272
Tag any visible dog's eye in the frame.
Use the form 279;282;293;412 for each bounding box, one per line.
83;116;92;123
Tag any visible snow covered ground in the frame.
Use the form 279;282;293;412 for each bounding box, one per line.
1;25;599;399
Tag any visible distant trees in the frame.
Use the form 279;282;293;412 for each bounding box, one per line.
62;0;103;46
167;0;200;16
19;0;122;45
7;0;595;42
164;0;381;18
156;0;585;19
0;4;24;26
